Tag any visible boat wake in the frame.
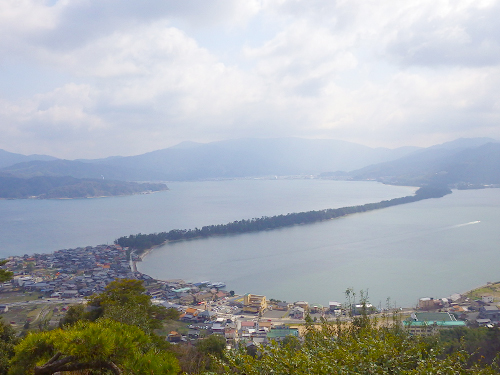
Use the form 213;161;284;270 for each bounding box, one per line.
449;221;481;229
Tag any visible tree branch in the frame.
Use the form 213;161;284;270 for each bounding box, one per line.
45;352;62;365
35;356;122;375
58;360;122;375
34;355;75;375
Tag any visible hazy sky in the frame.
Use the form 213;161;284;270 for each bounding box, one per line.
1;0;500;159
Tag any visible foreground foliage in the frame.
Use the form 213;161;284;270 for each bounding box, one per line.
0;320;17;375
439;326;500;367
8;319;179;375
217;317;498;375
61;279;179;334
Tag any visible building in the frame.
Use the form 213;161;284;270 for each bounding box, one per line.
329;301;342;312
295;301;309;310
267;327;299;342
481;296;494;304
243;293;267;314
418;297;439;310
479;306;500;322
290;306;305;319
403;312;466;336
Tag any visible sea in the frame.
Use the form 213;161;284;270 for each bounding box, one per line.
1;179;499;307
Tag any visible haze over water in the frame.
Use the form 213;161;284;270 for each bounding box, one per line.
1;179;498;307
137;182;499;308
0;180;413;256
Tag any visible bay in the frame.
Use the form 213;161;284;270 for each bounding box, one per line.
138;187;500;308
3;179;497;308
0;180;413;256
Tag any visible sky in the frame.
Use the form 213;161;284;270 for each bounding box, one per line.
1;0;500;159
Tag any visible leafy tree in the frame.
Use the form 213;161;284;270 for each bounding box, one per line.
197;334;226;359
58;304;85;328
216;318;498;374
169;335;227;374
24;263;35;273
8;319;179;375
0;260;13;283
74;279;171;334
439;326;500;366
0;319;18;375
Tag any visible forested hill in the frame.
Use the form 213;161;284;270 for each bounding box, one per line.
0;175;168;199
350;141;500;186
116;185;451;252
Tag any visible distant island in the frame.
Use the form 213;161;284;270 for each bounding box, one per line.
0;175;168;199
116;185;452;254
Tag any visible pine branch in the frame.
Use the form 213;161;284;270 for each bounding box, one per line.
34;355;121;375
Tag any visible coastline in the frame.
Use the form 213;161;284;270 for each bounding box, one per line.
0;188;168;201
5;183;498;310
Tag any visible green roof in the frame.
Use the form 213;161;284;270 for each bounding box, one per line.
414;312;455;322
172;287;191;293
404;321;466;327
267;328;299;339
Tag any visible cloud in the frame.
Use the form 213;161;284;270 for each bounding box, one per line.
385;0;500;67
1;0;500;157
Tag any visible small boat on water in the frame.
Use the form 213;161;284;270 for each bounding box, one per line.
196;281;226;289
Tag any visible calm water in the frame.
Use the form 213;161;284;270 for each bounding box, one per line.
138;187;500;308
2;180;498;308
0;180;413;256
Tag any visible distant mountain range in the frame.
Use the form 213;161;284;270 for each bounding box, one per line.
349;137;500;186
0;149;57;169
1;137;499;194
1;138;420;181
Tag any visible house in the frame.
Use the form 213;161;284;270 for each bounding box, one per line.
61;290;79;298
310;304;323;314
479;306;500;321
239;320;256;338
329;301;342;312
240;321;256;330
476;318;492;326
225;323;237;339
418;297;439;310
295;301;309;310
194;291;213;303
211;323;225;334
188;329;199;339
167;331;182;343
290;306;305;319
274;302;289;311
257;320;273;330
482;296;494;304
197;310;215;322
181;308;199;322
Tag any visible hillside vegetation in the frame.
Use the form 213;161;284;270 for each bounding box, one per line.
0;176;168;199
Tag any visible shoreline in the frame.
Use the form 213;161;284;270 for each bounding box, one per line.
0;188;168;201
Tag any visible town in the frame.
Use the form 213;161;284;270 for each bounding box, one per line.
1;244;500;347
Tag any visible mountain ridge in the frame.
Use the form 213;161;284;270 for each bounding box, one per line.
1;137;498;186
1;138;421;181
